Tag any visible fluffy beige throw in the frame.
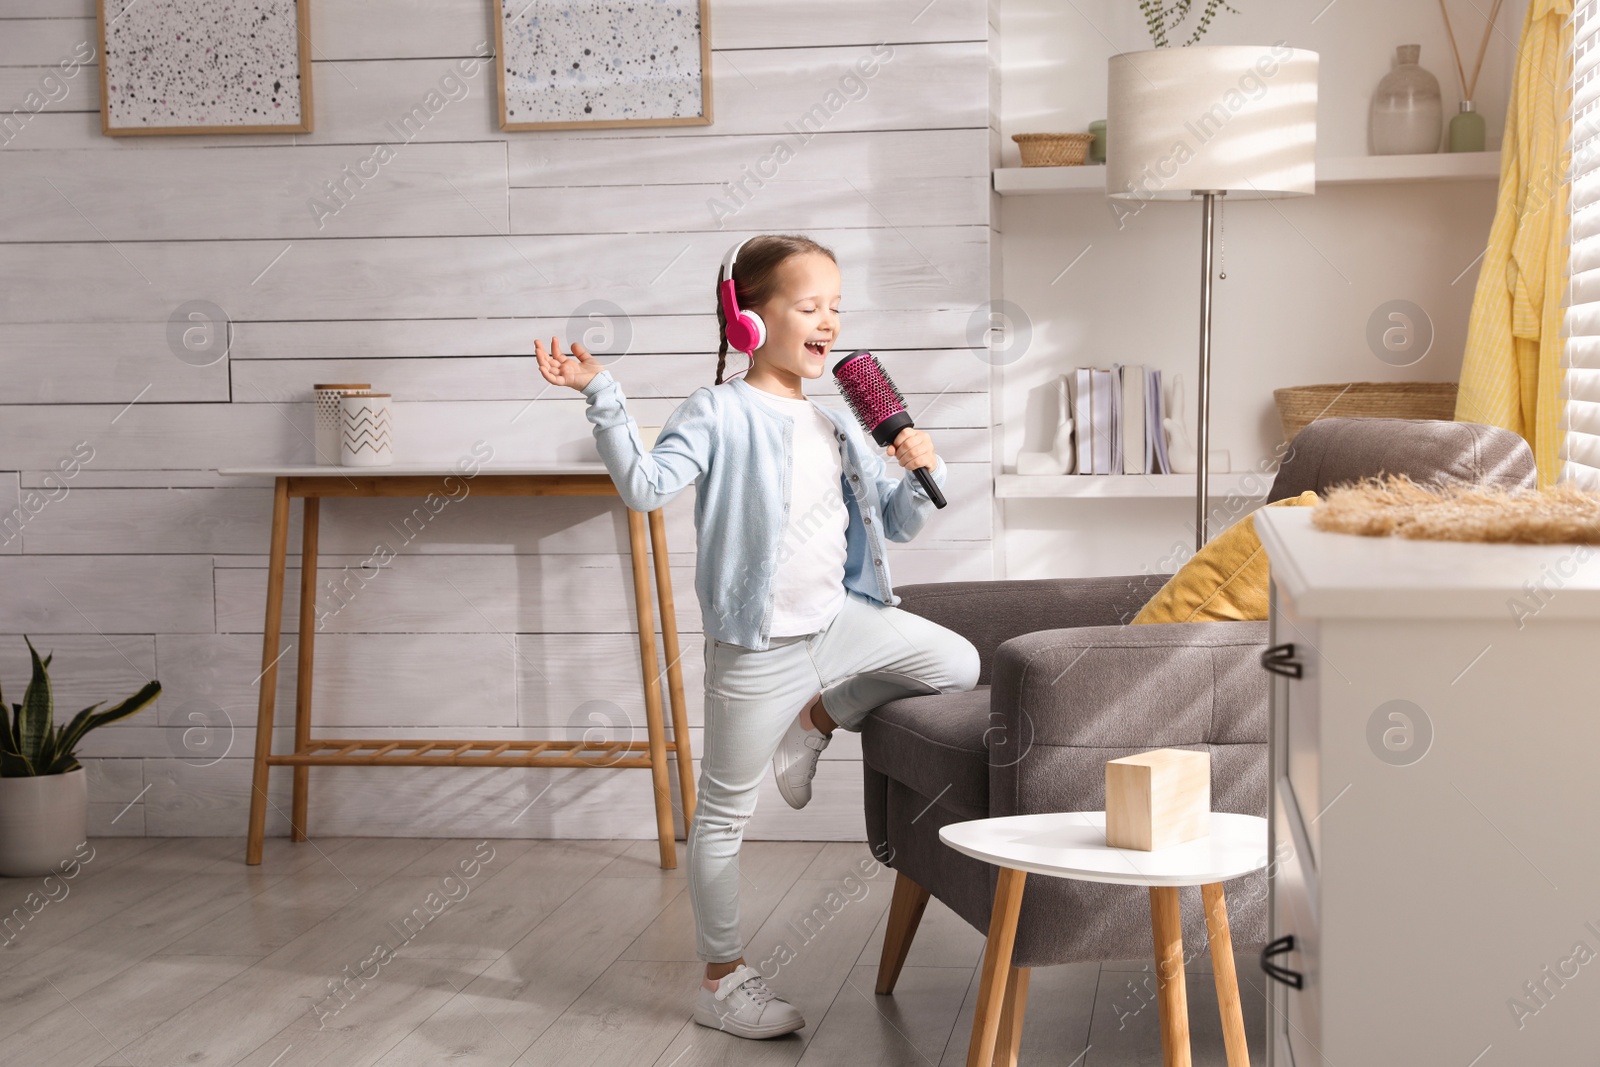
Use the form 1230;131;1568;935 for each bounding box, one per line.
1310;475;1600;544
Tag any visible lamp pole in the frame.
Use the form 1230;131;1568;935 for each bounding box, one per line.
1104;48;1318;548
1195;190;1222;551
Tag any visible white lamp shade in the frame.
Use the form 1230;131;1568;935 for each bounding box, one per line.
1107;45;1318;200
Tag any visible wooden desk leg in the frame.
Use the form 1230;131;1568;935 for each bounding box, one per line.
967;866;1026;1067
646;508;695;832
1150;885;1193;1067
992;965;1030;1067
246;478;293;865
626;508;676;869
290;496;320;842
1202;882;1250;1067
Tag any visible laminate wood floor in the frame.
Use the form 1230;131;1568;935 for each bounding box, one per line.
0;837;1266;1066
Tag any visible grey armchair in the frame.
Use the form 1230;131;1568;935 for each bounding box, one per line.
862;417;1537;994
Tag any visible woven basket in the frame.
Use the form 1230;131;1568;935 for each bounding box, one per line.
1012;132;1095;167
1273;381;1459;442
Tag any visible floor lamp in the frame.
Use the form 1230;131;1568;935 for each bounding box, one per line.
1106;45;1319;549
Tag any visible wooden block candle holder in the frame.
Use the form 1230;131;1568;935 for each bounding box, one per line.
1105;748;1211;851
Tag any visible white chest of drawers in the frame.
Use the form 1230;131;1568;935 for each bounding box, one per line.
1256;507;1600;1065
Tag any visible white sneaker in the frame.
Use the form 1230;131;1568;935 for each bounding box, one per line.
772;710;830;809
693;964;805;1039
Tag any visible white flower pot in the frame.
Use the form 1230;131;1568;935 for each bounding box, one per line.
0;768;88;877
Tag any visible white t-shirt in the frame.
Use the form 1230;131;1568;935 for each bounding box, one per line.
749;386;849;636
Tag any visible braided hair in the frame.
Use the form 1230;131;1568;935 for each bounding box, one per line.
714;234;837;386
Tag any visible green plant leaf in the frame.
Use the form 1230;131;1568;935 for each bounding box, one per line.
17;636;54;767
51;699;106;766
0;749;34;777
44;752;82;776
35;720;59;775
52;682;160;763
1140;0;1170;47
1141;0;1238;47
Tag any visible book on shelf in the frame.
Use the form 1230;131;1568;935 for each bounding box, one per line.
1063;364;1171;475
1117;363;1145;476
1067;369;1092;475
1090;368;1114;474
1147;367;1171;474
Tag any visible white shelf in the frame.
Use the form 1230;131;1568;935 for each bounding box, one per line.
996;472;1270;499
1315;151;1501;184
993;151;1501;196
995;165;1110;195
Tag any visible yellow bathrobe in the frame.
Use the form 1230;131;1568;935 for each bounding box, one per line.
1455;0;1573;488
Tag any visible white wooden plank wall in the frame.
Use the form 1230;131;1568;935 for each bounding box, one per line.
0;1;997;841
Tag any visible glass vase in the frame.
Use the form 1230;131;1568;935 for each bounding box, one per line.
1370;44;1442;155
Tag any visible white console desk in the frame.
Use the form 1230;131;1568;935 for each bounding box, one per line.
1256;507;1600;1064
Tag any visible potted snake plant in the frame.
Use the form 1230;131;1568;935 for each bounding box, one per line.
0;636;160;876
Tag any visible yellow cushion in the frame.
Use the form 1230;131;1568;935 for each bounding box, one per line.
1130;491;1319;624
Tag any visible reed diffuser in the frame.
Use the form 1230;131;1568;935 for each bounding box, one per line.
1438;0;1505;152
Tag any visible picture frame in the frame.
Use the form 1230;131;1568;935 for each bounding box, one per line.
492;0;713;132
97;0;314;136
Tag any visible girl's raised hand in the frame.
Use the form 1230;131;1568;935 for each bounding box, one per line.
885;427;938;472
534;335;603;392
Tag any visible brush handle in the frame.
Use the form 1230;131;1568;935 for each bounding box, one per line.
912;465;948;509
868;410;947;509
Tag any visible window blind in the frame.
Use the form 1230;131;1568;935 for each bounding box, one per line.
1565;0;1600;485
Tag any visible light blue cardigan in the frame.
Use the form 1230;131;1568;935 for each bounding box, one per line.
579;367;949;650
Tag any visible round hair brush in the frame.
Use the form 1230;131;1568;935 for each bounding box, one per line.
832;350;947;509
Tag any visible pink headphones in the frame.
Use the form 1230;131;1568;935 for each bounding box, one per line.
719;238;767;355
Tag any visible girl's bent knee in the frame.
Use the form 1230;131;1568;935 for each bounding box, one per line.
949;639;981;692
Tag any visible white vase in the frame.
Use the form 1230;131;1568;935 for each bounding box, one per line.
1369;44;1442;156
340;392;394;467
314;383;372;467
0;768;88;877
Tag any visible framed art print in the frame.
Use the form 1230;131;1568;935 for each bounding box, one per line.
493;0;713;131
97;0;313;136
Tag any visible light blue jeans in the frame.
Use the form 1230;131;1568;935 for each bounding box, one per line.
688;587;982;963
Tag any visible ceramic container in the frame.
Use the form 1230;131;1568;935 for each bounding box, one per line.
315;383;371;466
340;392;393;466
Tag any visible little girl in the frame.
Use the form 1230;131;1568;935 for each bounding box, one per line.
534;233;980;1040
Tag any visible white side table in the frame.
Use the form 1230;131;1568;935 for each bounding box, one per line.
941;811;1268;1067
